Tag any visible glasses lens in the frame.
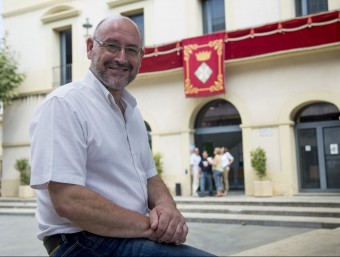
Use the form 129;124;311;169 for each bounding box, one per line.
125;47;139;57
96;38;140;57
105;44;121;54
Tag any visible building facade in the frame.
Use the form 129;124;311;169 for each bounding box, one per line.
1;0;340;197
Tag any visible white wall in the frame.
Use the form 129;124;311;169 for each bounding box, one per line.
229;0;281;30
152;0;189;44
329;0;340;10
0;0;3;37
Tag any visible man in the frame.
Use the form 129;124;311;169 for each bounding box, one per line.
221;146;234;195
189;147;201;196
30;16;214;256
198;150;213;197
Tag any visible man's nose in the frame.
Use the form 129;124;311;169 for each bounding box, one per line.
114;48;127;60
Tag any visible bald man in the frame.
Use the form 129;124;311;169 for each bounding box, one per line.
30;16;214;256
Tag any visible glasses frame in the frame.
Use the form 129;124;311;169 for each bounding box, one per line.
93;37;143;58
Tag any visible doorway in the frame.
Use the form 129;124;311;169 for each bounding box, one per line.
194;100;244;190
295;102;340;192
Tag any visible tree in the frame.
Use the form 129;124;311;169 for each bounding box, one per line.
0;35;25;108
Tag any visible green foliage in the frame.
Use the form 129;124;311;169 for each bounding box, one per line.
153;152;163;177
250;147;267;180
14;158;31;185
0;35;25;108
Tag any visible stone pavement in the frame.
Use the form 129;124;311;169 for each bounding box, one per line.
1;214;339;256
231;227;340;256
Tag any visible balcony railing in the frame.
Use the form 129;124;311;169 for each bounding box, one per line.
52;64;72;87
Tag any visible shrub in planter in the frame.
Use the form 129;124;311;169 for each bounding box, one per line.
153;152;163;178
250;147;267;180
250;147;272;196
15;158;30;185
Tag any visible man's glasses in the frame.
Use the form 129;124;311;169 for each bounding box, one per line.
93;37;143;58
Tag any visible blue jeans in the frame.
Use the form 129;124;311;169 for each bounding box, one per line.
213;170;224;191
200;171;213;196
49;231;216;256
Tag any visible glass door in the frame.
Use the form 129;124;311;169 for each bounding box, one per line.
296;123;340;192
323;127;340;188
297;128;320;189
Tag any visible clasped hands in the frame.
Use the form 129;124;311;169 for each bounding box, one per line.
148;204;188;245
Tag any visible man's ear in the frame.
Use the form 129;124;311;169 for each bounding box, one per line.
86;37;94;60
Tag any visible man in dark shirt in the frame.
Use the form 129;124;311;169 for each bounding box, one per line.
198;150;214;197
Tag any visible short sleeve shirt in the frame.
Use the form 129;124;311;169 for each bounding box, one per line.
221;152;234;168
190;154;201;173
30;70;157;239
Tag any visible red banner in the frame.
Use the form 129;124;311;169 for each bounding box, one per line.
182;33;225;97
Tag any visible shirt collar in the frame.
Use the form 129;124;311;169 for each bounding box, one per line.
84;69;137;108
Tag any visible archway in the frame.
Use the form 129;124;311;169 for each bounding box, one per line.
194;99;244;190
295;102;340;192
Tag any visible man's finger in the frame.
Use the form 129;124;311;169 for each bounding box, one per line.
149;208;159;230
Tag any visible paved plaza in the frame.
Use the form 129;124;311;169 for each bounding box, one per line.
0;214;339;256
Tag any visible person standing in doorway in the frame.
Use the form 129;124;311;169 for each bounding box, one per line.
209;147;224;197
221;146;234;195
198;150;213;197
190;147;201;196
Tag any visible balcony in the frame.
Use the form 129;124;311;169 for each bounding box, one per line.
52;64;72;87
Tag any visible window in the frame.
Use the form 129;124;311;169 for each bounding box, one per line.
295;0;328;17
295;102;340;123
60;29;72;86
202;0;226;34
195;100;241;128
53;29;72;87
125;12;144;44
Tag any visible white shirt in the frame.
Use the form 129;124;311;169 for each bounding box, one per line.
190;153;201;174
221;152;234;168
30;70;157;240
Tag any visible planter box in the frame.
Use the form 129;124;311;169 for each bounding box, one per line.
18;185;35;198
253;180;273;197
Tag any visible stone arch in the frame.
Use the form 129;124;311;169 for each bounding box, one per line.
194;99;241;128
279;90;340;124
185;92;251;131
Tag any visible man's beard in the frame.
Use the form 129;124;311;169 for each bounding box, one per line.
91;60;138;91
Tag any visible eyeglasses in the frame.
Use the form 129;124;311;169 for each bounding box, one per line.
93;37;143;58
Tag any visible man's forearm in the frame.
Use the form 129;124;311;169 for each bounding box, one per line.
48;182;155;239
147;175;176;209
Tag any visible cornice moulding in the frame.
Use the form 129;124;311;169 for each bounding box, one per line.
2;142;31;148
106;0;143;8
41;8;80;24
2;0;74;18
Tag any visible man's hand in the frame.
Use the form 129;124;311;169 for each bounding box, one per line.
147;175;189;245
149;204;188;245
